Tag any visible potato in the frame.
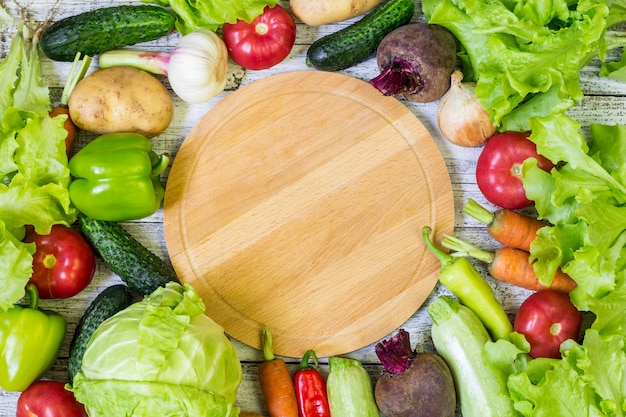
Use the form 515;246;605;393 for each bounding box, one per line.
69;66;173;138
290;0;382;26
375;352;456;417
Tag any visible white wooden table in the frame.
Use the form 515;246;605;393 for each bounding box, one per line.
1;0;624;415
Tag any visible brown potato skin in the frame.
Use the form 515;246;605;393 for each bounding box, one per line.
290;0;382;26
376;23;457;103
69;66;173;138
375;352;456;417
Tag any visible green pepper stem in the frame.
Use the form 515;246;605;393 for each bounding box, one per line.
463;198;495;226
25;283;39;310
441;234;495;264
262;328;275;362
151;153;170;177
422;226;454;268
299;349;319;370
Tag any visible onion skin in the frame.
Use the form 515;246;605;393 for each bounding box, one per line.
372;23;457;103
437;70;498;147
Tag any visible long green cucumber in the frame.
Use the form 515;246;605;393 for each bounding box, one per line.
40;5;176;62
78;214;180;296
307;0;415;71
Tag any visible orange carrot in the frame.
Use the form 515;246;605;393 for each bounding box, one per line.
463;198;545;252
258;328;298;417
488;247;577;293
49;105;77;157
51;52;92;158
442;234;577;293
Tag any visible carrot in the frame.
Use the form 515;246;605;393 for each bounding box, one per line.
441;234;577;293
50;52;92;157
463;198;546;252
258;328;299;417
50;105;77;157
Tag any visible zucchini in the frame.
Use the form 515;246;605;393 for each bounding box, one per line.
68;285;135;381
427;296;518;417
40;5;176;62
78;214;180;296
306;0;415;71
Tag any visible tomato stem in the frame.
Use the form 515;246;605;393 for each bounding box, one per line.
256;22;269;35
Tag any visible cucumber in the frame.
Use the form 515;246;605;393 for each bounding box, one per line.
78;214;180;296
40;5;176;62
306;0;415;71
68;285;135;381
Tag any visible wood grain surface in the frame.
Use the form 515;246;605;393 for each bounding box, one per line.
164;71;455;357
2;0;625;415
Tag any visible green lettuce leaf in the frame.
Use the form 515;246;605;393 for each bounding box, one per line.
0;219;35;311
71;282;242;417
141;0;278;34
500;329;626;417
521;114;626;295
0;9;76;310
485;113;626;417
423;0;626;130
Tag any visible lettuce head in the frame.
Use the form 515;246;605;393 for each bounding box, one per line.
70;282;242;417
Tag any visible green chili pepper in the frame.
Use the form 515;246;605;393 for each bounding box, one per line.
69;132;170;222
0;284;67;392
422;226;512;340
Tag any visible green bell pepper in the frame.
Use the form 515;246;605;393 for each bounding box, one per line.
69;132;170;222
0;284;66;392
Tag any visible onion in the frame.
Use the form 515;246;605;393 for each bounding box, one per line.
437;70;498;147
98;30;228;104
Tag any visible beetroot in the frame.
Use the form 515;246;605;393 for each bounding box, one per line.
374;329;456;417
370;23;457;103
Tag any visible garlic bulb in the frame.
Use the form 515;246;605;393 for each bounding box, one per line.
167;30;228;104
437;70;497;147
98;30;229;104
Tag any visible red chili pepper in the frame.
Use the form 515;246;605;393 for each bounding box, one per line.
294;350;331;417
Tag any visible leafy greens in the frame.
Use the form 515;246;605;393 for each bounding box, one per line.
70;282;243;417
423;0;626;131
0;9;76;311
482;113;626;417
141;0;278;34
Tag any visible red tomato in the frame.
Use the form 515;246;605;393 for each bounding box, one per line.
222;5;296;70
514;290;583;359
24;224;96;299
476;131;554;209
17;380;88;417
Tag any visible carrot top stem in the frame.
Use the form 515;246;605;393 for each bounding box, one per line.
441;234;495;264
463;198;495;226
262;327;276;362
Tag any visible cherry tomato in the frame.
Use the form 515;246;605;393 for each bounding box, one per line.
514;290;583;359
475;131;554;209
17;380;88;417
24;224;96;299
222;5;296;70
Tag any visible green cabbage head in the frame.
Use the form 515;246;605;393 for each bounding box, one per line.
70;282;242;416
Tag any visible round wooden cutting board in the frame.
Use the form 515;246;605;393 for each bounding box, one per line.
163;71;454;358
